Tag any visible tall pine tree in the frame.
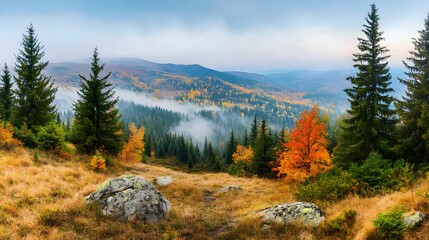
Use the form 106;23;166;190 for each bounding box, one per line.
243;128;249;146
335;4;396;166
144;133;153;157
14;24;57;130
396;15;429;165
225;130;237;164
250;115;258;146
71;48;124;155
251;119;276;177
0;64;13;123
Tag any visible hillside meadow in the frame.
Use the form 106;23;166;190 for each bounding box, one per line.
0;147;427;240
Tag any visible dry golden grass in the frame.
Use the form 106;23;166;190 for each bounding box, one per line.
0;147;427;239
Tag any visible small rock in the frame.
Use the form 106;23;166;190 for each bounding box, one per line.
403;211;425;228
218;185;243;193
154;176;173;186
261;202;325;226
86;175;171;222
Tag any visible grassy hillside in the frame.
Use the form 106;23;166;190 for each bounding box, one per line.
1;147;428;239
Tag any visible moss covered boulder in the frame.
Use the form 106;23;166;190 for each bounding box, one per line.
262;202;325;226
86;175;171;222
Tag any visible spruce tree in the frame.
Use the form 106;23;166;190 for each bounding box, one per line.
251;119;276;177
71;48;124;155
335;4;396;166
396;15;429;165
0;64;14;123
225;130;237;164
243;128;249;146
250;115;258;146
145;133;153;157
13;24;57;130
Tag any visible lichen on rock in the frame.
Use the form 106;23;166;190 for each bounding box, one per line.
86;175;171;222
403;211;425;228
261;202;325;226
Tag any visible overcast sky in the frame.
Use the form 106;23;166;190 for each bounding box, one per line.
0;0;428;72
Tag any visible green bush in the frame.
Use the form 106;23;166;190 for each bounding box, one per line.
228;162;250;177
36;122;66;151
372;207;406;240
324;210;357;238
13;124;37;148
294;168;356;202
350;152;414;196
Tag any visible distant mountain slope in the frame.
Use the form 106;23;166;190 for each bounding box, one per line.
263;69;406;98
47;58;310;128
47;58;272;90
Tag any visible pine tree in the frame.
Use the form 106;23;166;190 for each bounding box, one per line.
243;128;249;146
0;64;13;123
225;130;237;164
13;24;57;130
188;140;195;169
203;137;209;161
250;115;258;146
71;48;124;155
251;119;276;177
396;15;429;165
177;136;189;163
145;133;153;157
335;4;396;166
155;143;166;158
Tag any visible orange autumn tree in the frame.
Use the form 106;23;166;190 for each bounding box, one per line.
120;123;145;162
276;106;332;183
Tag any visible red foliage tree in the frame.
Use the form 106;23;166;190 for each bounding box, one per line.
276;106;332;182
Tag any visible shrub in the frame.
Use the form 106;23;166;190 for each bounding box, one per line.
228;161;248;177
0;124;22;150
324;210;357;238
13;124;37;148
36;122;66;151
294;168;356;202
372;207;406;240
91;151;106;171
349;152;415;196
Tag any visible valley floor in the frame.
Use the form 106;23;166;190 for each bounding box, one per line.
0;148;428;239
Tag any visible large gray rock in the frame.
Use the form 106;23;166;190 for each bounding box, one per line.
403;211;425;228
154;176;173;186
86;175;171;222
262;202;325;226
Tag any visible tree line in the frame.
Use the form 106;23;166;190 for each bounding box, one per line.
0;24;123;156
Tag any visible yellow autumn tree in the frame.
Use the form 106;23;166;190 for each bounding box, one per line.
91;150;106;171
232;145;254;164
276;106;332;183
120;123;145;162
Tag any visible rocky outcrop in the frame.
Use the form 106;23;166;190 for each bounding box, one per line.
154;176;173;186
218;185;243;193
403;211;425;228
86;175;171;222
261;202;325;226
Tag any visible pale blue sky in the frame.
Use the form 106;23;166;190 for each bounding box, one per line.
0;0;428;72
